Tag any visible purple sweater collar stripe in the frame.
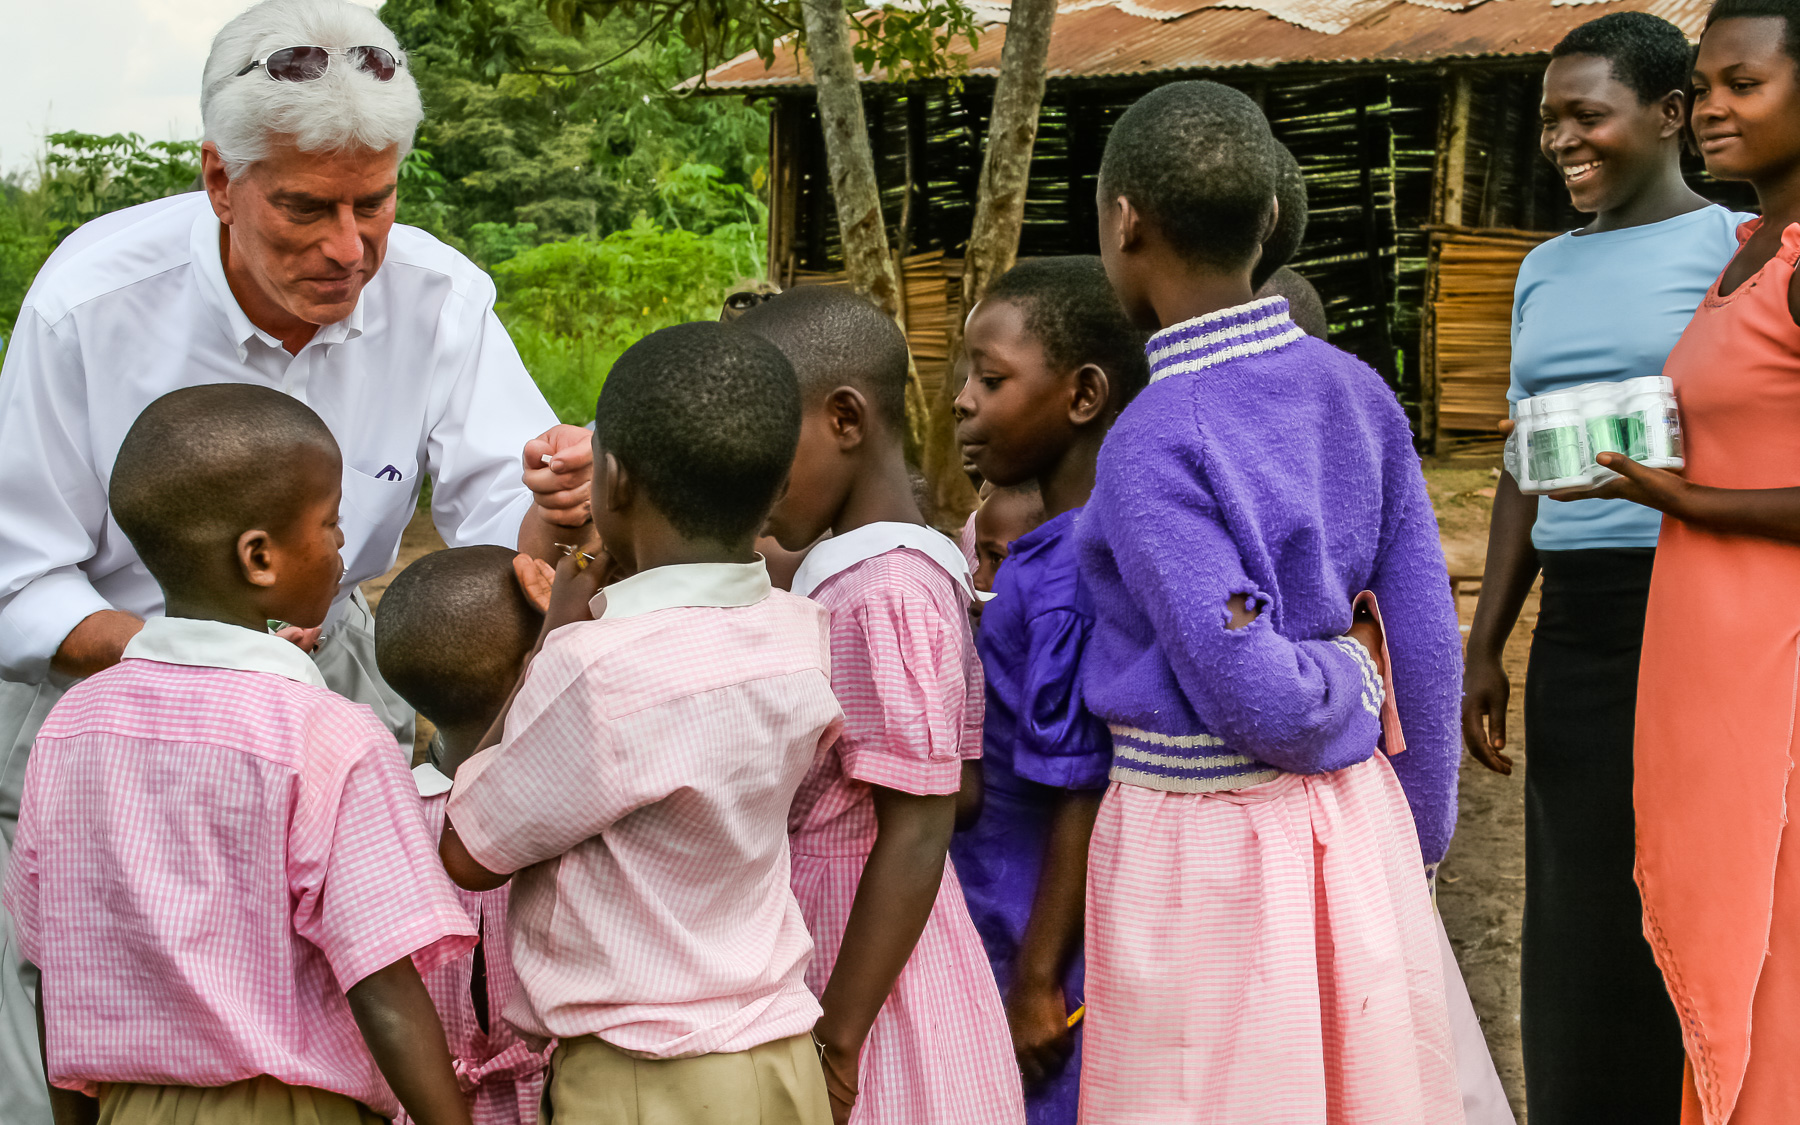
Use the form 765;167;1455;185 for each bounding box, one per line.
1145;296;1303;385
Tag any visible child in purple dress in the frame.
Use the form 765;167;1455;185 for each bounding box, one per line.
950;258;1149;1125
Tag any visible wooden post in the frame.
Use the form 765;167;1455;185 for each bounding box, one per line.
1436;72;1472;228
1423;71;1472;455
767;98;803;284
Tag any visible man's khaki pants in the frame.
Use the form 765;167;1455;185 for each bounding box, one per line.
0;590;413;1125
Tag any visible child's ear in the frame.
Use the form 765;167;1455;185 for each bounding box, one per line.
1113;196;1143;253
1262;196;1281;246
825;386;868;451
600;451;633;513
237;528;278;588
1070;363;1113;426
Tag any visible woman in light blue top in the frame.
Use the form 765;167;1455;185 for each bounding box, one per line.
1460;14;1753;1124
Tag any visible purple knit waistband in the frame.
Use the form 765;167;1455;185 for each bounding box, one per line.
1145;296;1304;385
1107;725;1282;793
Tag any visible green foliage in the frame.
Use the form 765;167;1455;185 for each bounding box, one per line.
417;0;977;93
3;131;201;348
383;0;769;243
496;184;765;421
848;4;980;86
41;132;201;238
0;179;55;342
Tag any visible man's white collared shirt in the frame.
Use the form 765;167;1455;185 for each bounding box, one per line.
0;192;557;681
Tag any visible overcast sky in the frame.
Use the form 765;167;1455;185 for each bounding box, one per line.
0;0;382;176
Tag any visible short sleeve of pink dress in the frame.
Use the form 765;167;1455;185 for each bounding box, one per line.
1637;219;1800;1125
787;547;1024;1125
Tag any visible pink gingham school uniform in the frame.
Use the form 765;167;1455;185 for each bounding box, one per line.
1;618;476;1119
787;526;1026;1125
1076;593;1462;1124
396;766;553;1125
447;559;842;1059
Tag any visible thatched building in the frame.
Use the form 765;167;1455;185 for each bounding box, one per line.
696;0;1749;454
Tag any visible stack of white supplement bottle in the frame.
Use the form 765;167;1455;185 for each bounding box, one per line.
1504;376;1684;495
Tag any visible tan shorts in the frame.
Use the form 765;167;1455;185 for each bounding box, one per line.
545;1033;830;1125
97;1076;385;1125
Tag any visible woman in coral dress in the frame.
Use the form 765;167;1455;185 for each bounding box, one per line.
1555;6;1800;1119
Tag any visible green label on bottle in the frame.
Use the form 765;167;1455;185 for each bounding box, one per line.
1586;415;1626;456
1528;425;1584;483
1622;413;1651;460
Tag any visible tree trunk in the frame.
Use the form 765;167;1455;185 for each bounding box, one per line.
797;0;905;323
923;0;1060;524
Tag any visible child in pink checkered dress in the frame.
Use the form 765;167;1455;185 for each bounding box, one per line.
375;546;559;1125
3;385;477;1125
743;288;1027;1125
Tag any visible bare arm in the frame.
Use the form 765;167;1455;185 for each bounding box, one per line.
440;820;511;892
48;610;144;680
954;760;984;831
345;957;471;1125
35;974;98;1125
1007;788;1102;1089
1556;452;1800;544
1460;473;1539;775
815;788;957;1124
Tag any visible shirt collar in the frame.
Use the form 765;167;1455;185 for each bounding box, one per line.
189;208;365;363
593;557;773;621
1144;295;1303;385
413;761;455;798
790;521;981;601
121;616;327;689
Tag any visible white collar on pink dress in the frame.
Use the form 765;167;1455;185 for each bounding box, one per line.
592;557;772;621
790;521;984;601
121;616;327;689
413;762;455;797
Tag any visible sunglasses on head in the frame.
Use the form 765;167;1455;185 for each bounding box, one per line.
236;45;403;83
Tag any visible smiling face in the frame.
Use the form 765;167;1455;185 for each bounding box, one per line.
205;137;399;334
1692;17;1800;185
1540;53;1685;215
954;298;1082;488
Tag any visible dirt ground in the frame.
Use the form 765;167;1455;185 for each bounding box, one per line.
367;467;1534;1118
1427;465;1531;1121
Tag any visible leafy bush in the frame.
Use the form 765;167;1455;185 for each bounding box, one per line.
494;188;764;421
3;132;202;354
0;181;55;347
41;132;201;238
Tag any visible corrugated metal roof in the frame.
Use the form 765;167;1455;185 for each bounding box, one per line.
693;0;1704;89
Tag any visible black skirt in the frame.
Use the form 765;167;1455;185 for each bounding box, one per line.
1522;547;1685;1124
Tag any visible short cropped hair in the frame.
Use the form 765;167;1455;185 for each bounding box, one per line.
1553;11;1698;103
375;546;543;731
981;257;1151;407
1253;143;1310;289
735;286;911;429
202;0;422;178
1098;81;1280;271
1705;0;1800;69
110;384;339;592
595;321;802;545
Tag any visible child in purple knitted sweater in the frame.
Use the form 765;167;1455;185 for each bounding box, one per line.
1075;82;1464;1122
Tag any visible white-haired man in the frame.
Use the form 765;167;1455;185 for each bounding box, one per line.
0;2;595;1119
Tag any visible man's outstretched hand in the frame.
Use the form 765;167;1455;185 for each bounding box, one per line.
522;424;595;528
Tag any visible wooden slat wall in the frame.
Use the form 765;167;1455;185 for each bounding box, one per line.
1426;228;1553;456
